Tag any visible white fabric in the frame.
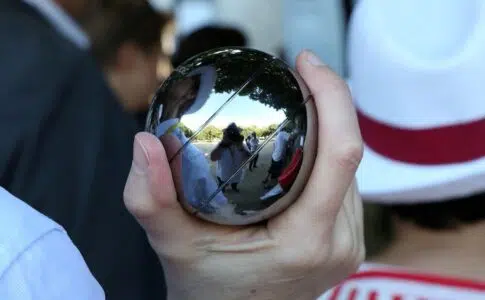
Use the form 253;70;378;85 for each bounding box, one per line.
249;137;259;152
23;0;90;49
156;121;228;208
0;187;104;300
172;128;228;207
348;0;485;202
350;0;485;128
357;146;485;203
272;131;289;162
155;117;179;137
216;145;249;184
319;263;485;300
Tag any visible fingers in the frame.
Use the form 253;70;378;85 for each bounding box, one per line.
281;50;363;235
123;132;185;239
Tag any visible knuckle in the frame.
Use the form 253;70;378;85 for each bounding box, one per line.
334;238;364;274
354;244;366;268
123;188;150;220
333;142;364;171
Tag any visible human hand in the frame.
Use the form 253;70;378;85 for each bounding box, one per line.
123;50;364;300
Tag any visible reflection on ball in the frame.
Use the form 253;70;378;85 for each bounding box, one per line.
146;47;317;225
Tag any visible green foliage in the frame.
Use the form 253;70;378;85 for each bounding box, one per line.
183;123;280;142
259;124;279;138
175;47;305;118
177;123;194;138
197;125;222;141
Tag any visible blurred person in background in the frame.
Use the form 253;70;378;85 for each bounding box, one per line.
248;132;260;171
86;1;170;114
211;123;251;193
171;25;247;68
0;0;166;299
321;0;485;299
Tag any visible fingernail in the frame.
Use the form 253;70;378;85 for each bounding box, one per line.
133;135;149;173
305;50;325;66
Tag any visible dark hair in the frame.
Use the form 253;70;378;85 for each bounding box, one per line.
85;1;170;65
387;192;485;230
171;26;247;68
224;123;243;143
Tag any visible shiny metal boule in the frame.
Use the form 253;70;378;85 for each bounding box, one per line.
146;47;317;225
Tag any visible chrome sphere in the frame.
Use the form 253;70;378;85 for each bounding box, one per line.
146;47;317;225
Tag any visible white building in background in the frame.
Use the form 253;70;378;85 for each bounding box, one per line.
282;0;346;76
150;0;347;76
214;0;283;56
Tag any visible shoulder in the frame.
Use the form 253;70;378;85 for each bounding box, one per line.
319;263;485;300
0;187;104;299
0;2;115;123
0;187;61;275
0;2;84;83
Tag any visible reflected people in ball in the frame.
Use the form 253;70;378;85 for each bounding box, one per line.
146;47;317;225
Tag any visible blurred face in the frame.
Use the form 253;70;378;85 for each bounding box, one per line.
108;43;160;112
132;45;160;109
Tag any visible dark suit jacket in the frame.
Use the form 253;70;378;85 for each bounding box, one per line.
0;2;166;299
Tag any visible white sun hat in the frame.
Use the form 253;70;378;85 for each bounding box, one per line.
348;0;485;204
184;65;217;115
155;65;217;137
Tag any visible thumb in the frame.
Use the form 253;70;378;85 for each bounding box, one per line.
123;132;179;236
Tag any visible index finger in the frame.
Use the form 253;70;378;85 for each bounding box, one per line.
275;51;363;232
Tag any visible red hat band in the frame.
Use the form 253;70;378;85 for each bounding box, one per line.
357;107;485;165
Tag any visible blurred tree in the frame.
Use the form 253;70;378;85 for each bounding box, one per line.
196;125;222;141
177;122;194;137
175;47;305;118
241;125;259;138
260;124;279;138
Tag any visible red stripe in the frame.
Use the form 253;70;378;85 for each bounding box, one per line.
329;284;343;300
348;288;358;300
357;108;485;165
329;269;485;299
368;290;378;300
348;270;485;291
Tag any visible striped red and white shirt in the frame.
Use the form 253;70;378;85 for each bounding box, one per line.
319;263;485;300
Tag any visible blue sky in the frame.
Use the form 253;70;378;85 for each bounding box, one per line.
181;92;286;130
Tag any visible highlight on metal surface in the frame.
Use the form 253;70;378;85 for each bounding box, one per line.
146;47;317;225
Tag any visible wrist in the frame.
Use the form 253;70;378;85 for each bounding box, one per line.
165;272;319;300
167;286;318;300
162;262;323;300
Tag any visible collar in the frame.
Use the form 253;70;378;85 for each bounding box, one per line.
155;118;180;137
23;0;90;49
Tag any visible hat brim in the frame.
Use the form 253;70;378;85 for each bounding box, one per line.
184;65;217;115
357;145;485;204
347;78;485;203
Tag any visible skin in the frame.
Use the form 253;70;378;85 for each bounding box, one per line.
123;50;365;300
372;217;485;281
106;43;160;113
